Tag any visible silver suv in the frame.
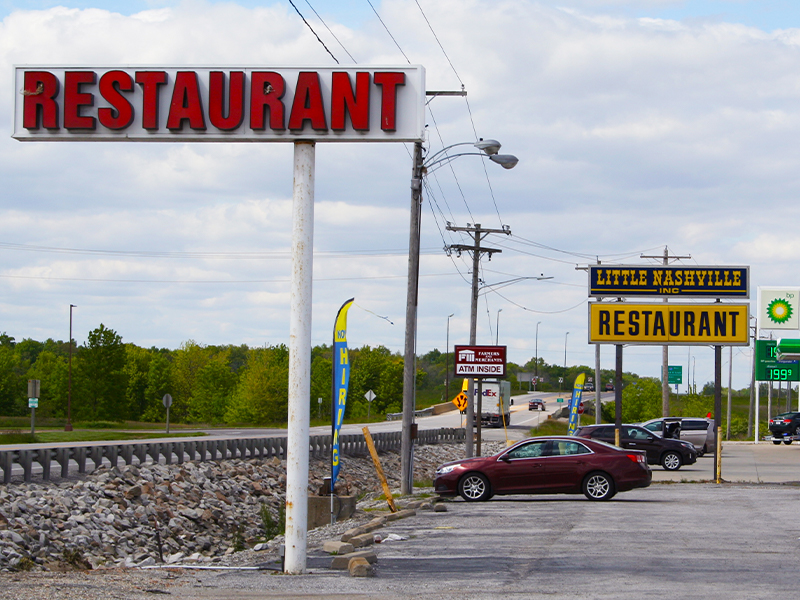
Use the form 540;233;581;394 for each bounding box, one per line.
640;417;715;456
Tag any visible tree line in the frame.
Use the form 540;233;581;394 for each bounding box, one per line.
0;324;656;426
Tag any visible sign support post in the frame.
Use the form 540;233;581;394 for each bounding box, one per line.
285;141;315;575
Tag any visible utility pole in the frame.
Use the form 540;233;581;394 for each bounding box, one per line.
641;247;691;416
446;222;510;457
401;140;424;495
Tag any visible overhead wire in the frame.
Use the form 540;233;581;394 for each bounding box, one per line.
303;0;357;63
287;0;340;63
366;0;411;63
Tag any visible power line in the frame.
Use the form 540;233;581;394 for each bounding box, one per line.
287;0;340;64
0;271;462;285
303;0;357;63
366;0;411;63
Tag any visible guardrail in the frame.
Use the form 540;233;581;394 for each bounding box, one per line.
0;427;466;484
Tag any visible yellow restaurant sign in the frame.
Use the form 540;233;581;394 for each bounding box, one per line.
589;303;749;345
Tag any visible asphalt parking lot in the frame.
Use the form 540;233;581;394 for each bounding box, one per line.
167;441;800;600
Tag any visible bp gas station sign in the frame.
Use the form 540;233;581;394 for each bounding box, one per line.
755;339;800;382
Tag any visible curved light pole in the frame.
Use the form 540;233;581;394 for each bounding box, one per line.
495;309;502;345
564;331;570;368
401;138;519;494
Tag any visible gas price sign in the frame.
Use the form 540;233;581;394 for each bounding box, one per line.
755;340;800;382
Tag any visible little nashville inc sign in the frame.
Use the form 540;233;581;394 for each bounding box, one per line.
13;66;425;142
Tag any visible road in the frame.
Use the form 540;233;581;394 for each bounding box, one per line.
163;481;799;600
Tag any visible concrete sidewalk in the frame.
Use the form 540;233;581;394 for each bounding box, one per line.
651;440;800;483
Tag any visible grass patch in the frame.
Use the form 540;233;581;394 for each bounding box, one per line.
413;479;433;488
0;431;39;444
528;419;571;437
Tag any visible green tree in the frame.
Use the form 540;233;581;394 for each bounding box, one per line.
619;377;662;422
25;350;68;419
124;344;153;420
225;345;289;425
171;341;214;422
74;324;127;421
142;352;173;422
0;346;24;415
188;350;239;424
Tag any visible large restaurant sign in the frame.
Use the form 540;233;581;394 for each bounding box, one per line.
589;265;749;298
588;303;750;345
13;66;425;142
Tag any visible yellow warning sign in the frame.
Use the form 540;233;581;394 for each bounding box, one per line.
589;303;749;345
452;392;469;411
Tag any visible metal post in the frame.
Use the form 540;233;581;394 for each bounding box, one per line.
595;343;601;424
726;346;733;440
755;381;760;444
466;226;481;459
495;309;502;345
564;331;569;367
714;344;722;483
401;140;423;494
285;141;315;574
614;344;622;446
662;249;670;416
476;379;483;456
535;322;541;384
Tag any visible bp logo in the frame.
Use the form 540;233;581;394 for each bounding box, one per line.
767;298;794;324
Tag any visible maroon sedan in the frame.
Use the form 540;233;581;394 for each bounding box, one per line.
434;436;651;502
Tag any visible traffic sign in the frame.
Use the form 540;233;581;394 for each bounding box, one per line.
452;392;469;411
755;340;800;382
365;390;376;402
162;394;173;408
28;398;38;409
557;398;565;403
667;366;682;385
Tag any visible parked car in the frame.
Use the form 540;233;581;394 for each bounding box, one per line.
769;412;800;444
528;399;546;411
575;424;697;471
434;436;651;502
605;383;614;391
640;417;715;456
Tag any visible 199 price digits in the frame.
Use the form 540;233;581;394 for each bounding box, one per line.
770;367;794;381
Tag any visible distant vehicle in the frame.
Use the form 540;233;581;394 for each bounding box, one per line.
471;380;511;428
769;412;800;445
605;383;614;391
575;424;697;471
528;399;546;411
434;436;651;502
584;381;595;392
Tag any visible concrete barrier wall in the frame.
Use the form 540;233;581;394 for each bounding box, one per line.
0;427;466;485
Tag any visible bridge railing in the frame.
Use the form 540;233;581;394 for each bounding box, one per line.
0;427;466;484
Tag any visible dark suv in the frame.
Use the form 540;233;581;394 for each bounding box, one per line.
575;424;697;471
769;412;800;445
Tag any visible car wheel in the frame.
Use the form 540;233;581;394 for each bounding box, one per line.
458;473;491;502
773;440;782;445
784;440;793;445
661;451;682;471
583;472;616;501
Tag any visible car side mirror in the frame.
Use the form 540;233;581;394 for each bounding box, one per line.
500;455;511;462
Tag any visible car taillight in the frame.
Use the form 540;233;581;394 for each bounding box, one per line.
626;454;645;464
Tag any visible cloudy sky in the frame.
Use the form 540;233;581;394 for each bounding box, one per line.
1;0;799;392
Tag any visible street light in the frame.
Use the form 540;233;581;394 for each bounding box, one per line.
495;309;502;345
445;313;455;404
401;137;519;493
564;332;570;368
66;304;76;432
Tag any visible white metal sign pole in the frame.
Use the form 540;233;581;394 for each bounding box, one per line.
285;140;315;574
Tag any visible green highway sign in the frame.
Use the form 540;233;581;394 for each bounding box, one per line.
667;365;683;385
755;340;800;382
557;398;565;403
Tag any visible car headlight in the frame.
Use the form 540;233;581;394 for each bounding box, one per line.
436;465;457;476
680;442;694;449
